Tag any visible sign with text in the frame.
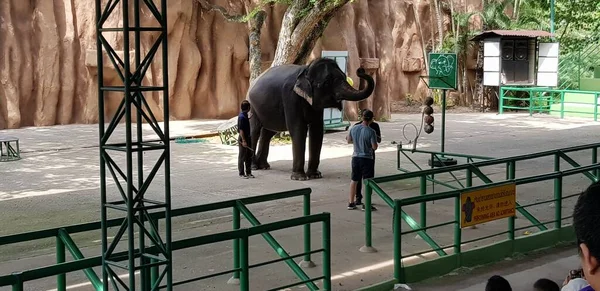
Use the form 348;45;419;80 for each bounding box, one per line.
460;183;516;228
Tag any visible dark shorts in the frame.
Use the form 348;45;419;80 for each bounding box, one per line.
351;157;375;182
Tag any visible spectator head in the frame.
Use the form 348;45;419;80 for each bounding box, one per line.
241;100;251;112
573;181;600;289
362;109;374;123
485;275;512;291
533;278;559;291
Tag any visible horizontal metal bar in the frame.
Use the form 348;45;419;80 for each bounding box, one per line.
249;249;324;269
99;27;163;32
100;86;165;92
266;276;326;291
513;219;557;232
375;143;600;184
398;148;494;160
162;268;241;289
400;220;456;236
248;213;329;236
400;242;455;259
461;231;510;245
516;198;558;209
0;188;312;246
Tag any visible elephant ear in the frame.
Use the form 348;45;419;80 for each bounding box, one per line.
293;69;313;106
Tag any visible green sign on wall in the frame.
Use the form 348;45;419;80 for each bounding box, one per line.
428;53;458;90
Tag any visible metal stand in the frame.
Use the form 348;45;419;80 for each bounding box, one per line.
428;89;457;168
96;0;172;290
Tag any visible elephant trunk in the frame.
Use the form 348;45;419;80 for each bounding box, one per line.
336;68;375;102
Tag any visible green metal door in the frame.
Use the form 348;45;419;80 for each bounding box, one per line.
322;51;351;130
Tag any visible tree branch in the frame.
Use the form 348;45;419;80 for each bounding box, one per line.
197;0;247;22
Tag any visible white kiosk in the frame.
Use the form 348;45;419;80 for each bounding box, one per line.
471;30;559;87
321;50;351;130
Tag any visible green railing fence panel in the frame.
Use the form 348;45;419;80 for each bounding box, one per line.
361;142;600;285
0;188;332;291
499;87;600;121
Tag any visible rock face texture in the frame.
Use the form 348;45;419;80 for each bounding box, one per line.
0;0;481;130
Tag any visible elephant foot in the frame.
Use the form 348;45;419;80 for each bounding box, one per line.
306;170;323;179
252;161;271;170
291;172;308;181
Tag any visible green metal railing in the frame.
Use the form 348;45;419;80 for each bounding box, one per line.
362;143;600;283
0;188;332;291
499;87;600;121
558;43;600;90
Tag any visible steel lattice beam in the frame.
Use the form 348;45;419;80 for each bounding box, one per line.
95;0;172;290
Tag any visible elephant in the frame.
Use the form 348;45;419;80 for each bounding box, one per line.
247;57;376;181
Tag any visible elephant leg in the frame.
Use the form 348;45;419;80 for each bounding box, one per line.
306;121;324;179
250;112;262;170
289;125;308;181
255;128;276;170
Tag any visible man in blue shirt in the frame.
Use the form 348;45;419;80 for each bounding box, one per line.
346;109;378;210
237;100;254;179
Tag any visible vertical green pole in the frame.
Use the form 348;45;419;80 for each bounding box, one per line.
323;214;332;291
240;233;250;291
508;162;516;240
393;200;403;281
593;147;598;180
499;88;504;114
150;218;159;285
232;206;241;281
529;93;533;116
397;144;402;170
56;236;66;291
302;194;313;266
554;153;563;229
420;176;427;231
578;49;582;89
455;169;471;257
594;93;598;122
560;91;565;119
365;182;373;248
441;90;447;154
12;273;23;291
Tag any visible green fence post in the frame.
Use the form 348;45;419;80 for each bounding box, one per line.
56;235;66;291
499;88;504;114
507;161;516;240
323;213;332;291
554;153;563;229
420;176;427;231
360;181;377;253
240;231;250;291
594;93;598;122
529;92;533;116
593;147;599;180
12;273;23;291
150;217;159;286
300;194;316;267
560;92;565;119
228;206;241;285
393;199;403;281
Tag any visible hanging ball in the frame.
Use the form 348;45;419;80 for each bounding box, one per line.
424;97;434;106
424;124;434;134
423;106;434;115
346;77;354;86
424;115;434;124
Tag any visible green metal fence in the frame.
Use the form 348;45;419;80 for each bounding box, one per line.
0;188;332;291
499;86;600;121
361;143;600;286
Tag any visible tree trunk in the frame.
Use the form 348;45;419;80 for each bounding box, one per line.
412;2;429;70
248;10;266;83
271;0;349;67
434;0;444;49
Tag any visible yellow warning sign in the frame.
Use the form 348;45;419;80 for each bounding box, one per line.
460;183;516;228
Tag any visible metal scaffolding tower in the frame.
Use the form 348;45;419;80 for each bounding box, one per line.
95;0;172;290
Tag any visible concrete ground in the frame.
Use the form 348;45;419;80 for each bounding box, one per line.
0;112;599;291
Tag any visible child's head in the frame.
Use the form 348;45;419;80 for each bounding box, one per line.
533;278;559;291
241;100;250;112
485;275;512;291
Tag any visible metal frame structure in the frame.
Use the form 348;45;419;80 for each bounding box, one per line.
95;0;172;290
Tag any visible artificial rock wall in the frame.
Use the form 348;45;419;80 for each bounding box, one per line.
0;0;481;130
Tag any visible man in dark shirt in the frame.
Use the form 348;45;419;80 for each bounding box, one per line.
237;100;254;179
354;109;381;208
